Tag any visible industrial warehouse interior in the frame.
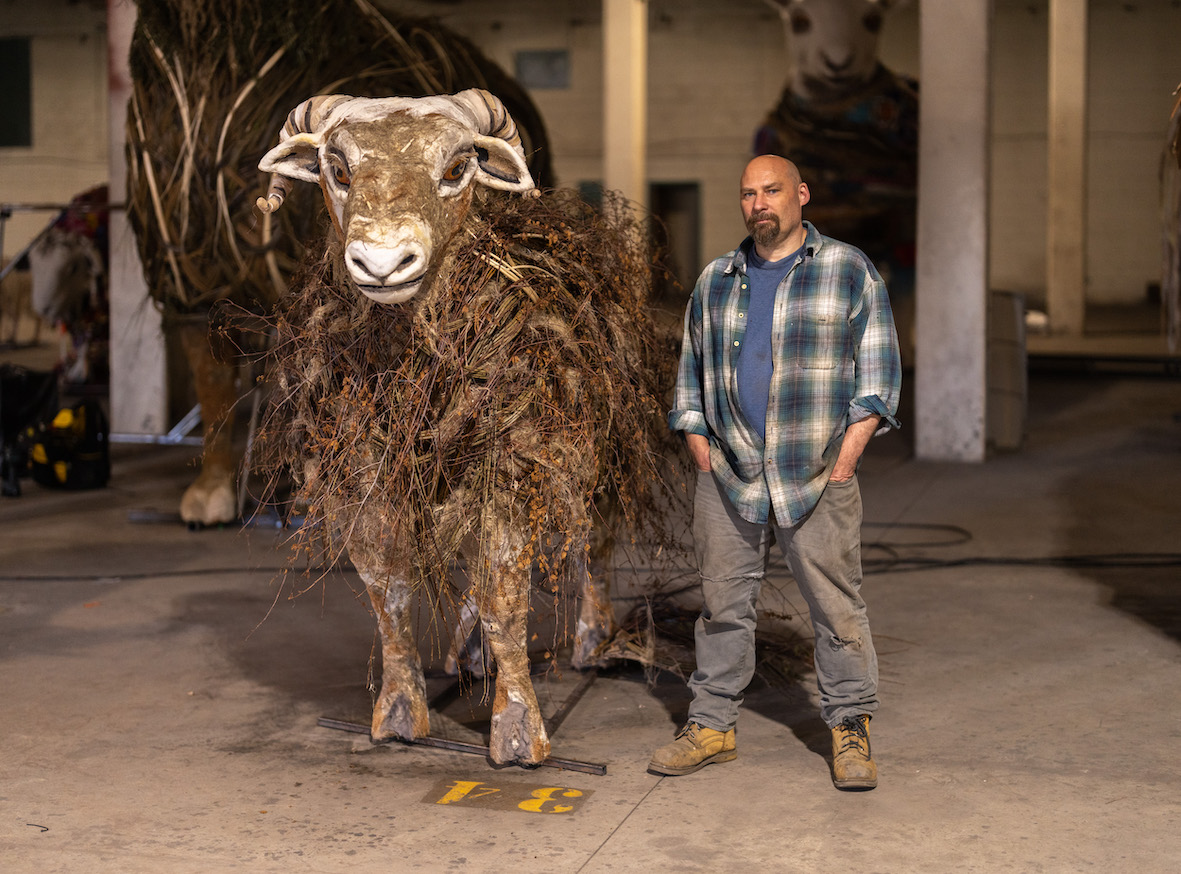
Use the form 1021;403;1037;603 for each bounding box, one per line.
3;0;1181;871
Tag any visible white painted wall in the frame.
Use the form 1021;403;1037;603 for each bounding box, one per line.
0;0;108;253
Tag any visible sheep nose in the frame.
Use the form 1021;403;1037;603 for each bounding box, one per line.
345;232;429;287
822;50;854;73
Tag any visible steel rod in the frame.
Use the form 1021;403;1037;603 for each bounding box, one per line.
315;717;607;775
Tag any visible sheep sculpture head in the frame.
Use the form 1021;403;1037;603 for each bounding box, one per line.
256;88;536;304
762;0;906;102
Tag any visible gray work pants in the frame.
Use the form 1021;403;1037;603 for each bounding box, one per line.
686;470;879;730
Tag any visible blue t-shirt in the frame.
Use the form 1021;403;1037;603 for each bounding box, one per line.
736;245;803;441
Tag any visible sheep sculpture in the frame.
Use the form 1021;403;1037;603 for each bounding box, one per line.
253;89;670;766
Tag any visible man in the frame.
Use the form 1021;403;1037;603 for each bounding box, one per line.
650;155;901;790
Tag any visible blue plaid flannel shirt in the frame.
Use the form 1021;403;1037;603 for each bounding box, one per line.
669;222;901;526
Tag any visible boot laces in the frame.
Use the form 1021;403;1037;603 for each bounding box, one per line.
837;716;870;758
677;722;702;741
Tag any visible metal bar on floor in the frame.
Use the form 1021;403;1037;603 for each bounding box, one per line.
317;668;607;776
315;717;606;776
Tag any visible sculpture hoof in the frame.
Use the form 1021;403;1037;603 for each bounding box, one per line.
180;474;237;527
489;698;549;766
370;694;429;743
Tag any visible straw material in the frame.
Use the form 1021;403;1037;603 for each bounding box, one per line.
253;189;678;612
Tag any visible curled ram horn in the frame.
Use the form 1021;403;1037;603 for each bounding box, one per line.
280;93;356;140
255;94;355;214
447;88;527;163
256;177;293;215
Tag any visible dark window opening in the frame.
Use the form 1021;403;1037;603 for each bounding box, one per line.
650;182;700;303
0;37;33;147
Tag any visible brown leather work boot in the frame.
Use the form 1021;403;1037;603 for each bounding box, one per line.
831;714;877;790
648;722;737;776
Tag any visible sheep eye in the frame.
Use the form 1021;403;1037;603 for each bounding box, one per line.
863;10;883;34
331;160;351;188
789;12;811;34
442;157;469;183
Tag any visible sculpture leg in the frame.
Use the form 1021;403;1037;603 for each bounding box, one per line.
474;520;550;766
571;554;613;670
177;319;238;526
444;590;489;678
571;509;617;670
355;561;431;743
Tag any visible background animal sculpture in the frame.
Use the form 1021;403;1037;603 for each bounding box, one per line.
23;185;110;385
252;89;670;766
754;0;917;357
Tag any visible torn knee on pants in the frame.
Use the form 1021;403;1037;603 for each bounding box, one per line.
829;634;862;651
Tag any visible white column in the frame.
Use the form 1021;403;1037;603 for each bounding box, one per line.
1046;0;1087;335
602;0;647;208
914;0;991;462
106;0;167;435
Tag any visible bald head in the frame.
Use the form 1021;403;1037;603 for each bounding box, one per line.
740;155;810;260
741;155;802;190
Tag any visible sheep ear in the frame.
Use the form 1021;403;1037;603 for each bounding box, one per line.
259;132;322;183
472;134;535;192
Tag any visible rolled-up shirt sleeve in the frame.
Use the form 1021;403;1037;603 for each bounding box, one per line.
668;278;710;438
848;269;902;433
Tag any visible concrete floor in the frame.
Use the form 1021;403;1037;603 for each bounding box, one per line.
2;366;1180;873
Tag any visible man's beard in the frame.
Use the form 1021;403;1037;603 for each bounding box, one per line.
746;211;780;247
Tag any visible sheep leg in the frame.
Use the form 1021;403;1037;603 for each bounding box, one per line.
474;527;549;766
177;320;239;526
571;513;618;670
571;569;612;670
356;564;430;743
443;591;489;678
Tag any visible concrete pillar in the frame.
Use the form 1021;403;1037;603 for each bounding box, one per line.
1046;0;1087;335
602;0;647;208
106;0;167;435
914;0;991;462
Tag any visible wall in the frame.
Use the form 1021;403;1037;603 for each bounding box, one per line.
0;0;108;254
1084;0;1179;305
990;0;1181;306
990;3;1048;304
